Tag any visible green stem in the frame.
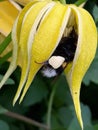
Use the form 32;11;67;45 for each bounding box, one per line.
59;0;66;4
46;80;58;129
0;0;5;2
75;0;87;6
0;51;12;65
0;32;11;55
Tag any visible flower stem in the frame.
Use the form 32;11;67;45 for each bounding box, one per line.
4;111;49;130
75;0;87;6
46;79;58;129
59;0;66;4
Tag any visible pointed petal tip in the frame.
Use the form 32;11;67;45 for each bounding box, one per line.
19;96;24;104
0;81;4;89
13;100;16;106
80;118;83;130
72;90;83;130
81;126;84;130
13;92;20;106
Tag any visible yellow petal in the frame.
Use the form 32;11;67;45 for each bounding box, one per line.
13;1;54;104
0;0;21;36
0;1;38;89
19;3;71;103
14;1;71;104
64;5;97;129
0;0;21;88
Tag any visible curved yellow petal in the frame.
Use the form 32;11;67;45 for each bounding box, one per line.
0;15;20;89
13;1;71;104
0;0;21;88
13;1;54;104
64;5;97;129
0;18;18;89
19;3;71;103
0;1;38;89
0;0;21;36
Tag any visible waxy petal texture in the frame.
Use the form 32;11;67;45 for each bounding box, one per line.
64;5;97;129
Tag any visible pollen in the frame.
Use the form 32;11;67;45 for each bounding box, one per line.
48;56;65;69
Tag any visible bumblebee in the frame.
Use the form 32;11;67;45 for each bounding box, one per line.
41;29;77;77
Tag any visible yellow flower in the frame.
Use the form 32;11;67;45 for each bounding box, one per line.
0;0;97;129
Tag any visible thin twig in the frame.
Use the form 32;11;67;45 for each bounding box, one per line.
4;111;49;130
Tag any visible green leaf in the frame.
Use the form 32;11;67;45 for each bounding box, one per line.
0;34;5;43
68;117;81;130
0;105;8;114
22;74;48;106
0;74;14;85
94;124;98;130
66;0;76;4
59;0;66;4
51;113;62;129
42;111;63;130
52;128;67;130
0;84;28;114
0;32;11;55
68;104;93;130
82;105;92;128
92;4;98;22
53;74;73;107
0;51;12;65
75;0;87;6
84;0;98;22
0;120;9;130
58;107;73;128
83;50;98;85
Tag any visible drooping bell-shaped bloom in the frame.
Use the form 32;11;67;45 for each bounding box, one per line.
0;1;97;129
